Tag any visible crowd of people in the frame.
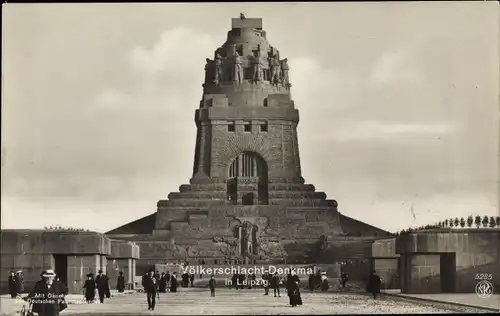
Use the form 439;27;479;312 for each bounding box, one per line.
8;270;25;298
9;266;383;314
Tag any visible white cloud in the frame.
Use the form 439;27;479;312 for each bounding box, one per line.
94;89;130;110
130;27;216;74
367;48;421;87
318;120;461;142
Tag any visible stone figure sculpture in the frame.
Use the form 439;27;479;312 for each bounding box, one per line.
214;54;223;85
204;58;213;84
233;52;243;84
280;58;290;85
252;49;264;82
269;54;280;84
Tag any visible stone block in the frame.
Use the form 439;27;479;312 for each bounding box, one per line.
109;240;140;259
232;18;262;29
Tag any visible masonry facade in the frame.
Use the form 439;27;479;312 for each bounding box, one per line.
107;16;390;270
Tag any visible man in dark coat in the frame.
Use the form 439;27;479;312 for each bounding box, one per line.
367;270;382;299
341;272;348;289
142;270;158;311
8;271;18;298
262;271;271;295
308;273;314;291
83;273;96;303
170;272;178;292
271;273;281;297
16;271;25;294
158;272;167;293
116;271;125;293
238;273;245;289
189;273;195;287
286;271;302;307
208;275;216;297
25;269;68;316
95;270;109;303
231;274;238;289
165;271;171;289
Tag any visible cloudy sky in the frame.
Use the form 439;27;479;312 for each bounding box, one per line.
2;2;499;233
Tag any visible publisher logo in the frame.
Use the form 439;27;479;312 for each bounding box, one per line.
475;280;493;298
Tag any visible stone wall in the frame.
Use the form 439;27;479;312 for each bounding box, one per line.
106;240;140;290
396;230;500;294
371;238;399;289
0;230;141;295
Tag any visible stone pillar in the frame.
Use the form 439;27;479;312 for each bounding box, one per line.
238;227;242;255
131;259;137;289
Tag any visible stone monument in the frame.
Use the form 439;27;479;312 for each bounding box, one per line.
107;16;389;269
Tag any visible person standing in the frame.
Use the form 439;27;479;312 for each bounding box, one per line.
16;271;25;294
165;271;171;290
143;270;158;311
83;273;96;303
366;270;382;299
286;271;302;307
238;274;245;290
95;270;109;303
308;272;314;291
158;272;167;293
25;269;68;316
262;271;271;295
231;274;238;290
189;273;195;287
341;272;348;289
116;271;125;293
170;272;178;293
8;271;18;298
271;273;281;297
182;272;189;288
208;275;216;297
320;272;329;292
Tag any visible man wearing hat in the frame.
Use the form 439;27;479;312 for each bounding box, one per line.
8;271;18;298
142;270;158;311
83;273;96;303
95;270;109;303
16;270;25;294
25;269;68;316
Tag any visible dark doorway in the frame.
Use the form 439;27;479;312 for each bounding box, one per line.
53;254;68;286
227;179;237;205
242;193;254;205
258;184;269;205
440;253;456;293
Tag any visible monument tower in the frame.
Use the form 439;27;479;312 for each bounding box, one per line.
108;16;359;265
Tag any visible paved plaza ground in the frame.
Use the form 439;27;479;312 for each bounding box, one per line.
1;288;497;315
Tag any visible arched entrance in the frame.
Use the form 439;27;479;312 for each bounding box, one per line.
227;151;269;205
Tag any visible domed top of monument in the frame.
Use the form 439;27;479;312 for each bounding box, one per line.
202;15;291;108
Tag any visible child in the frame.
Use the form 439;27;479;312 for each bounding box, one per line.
208;275;216;297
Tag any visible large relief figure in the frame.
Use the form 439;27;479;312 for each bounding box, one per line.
233;52;244;84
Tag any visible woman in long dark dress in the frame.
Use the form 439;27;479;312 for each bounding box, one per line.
83;274;96;303
286;271;302;307
170;272;178;293
158;273;167;293
116;272;125;293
